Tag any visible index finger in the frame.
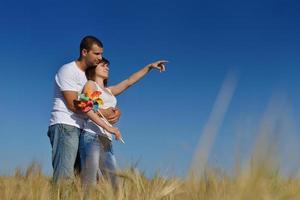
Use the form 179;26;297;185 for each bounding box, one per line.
157;60;168;64
160;64;166;72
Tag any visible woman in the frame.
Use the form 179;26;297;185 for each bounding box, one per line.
79;58;167;188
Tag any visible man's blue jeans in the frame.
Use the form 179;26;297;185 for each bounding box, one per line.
47;124;81;183
79;131;118;188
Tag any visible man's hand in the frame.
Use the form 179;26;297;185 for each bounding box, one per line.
97;107;121;124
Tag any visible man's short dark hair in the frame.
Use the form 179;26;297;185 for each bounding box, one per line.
80;35;103;55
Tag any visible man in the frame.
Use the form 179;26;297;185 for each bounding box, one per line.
48;36;121;183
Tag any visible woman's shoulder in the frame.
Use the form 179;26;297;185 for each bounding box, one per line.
84;80;97;90
85;80;95;85
105;87;113;95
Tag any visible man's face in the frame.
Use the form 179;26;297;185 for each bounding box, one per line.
84;44;103;67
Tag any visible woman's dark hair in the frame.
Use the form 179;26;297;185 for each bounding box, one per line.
85;58;110;86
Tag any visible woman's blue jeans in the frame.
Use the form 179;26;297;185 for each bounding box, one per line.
79;130;118;188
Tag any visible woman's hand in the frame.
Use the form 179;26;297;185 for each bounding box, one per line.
148;60;168;72
107;126;122;141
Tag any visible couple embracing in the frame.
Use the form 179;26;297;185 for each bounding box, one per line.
47;36;167;189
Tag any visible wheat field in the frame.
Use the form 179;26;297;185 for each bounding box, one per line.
1;160;300;200
2;76;300;199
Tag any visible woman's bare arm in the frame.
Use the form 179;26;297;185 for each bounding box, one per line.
108;60;168;96
81;81;122;140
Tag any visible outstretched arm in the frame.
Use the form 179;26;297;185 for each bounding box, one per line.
108;60;168;96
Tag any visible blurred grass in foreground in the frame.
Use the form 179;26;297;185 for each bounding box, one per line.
2;72;300;199
1;160;300;200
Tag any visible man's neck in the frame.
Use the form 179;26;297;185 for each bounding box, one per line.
75;59;88;71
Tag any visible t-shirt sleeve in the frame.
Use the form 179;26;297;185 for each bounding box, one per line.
55;65;78;91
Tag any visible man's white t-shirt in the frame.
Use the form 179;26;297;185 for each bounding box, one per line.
49;61;87;129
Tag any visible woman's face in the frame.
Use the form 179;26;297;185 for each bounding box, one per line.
95;62;109;79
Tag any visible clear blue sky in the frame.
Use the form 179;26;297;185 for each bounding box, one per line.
0;0;300;176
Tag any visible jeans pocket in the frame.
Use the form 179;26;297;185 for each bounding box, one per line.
99;136;113;153
62;124;77;134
